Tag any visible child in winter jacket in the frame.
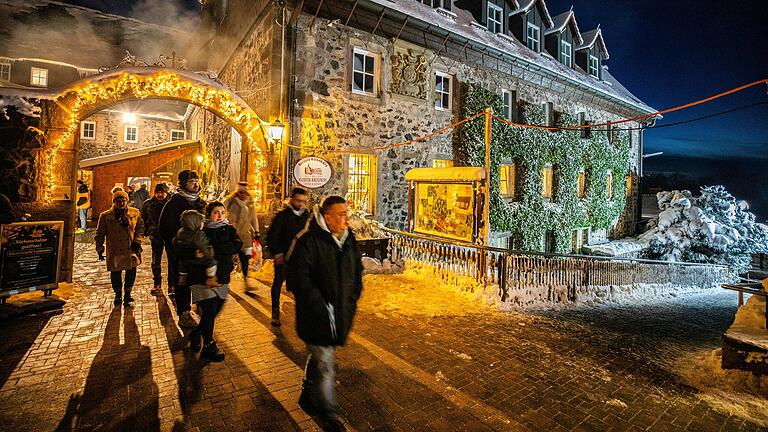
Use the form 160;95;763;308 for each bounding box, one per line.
173;210;219;288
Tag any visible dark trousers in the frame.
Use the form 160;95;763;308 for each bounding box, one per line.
194;297;224;344
110;268;137;298
164;238;191;314
271;263;286;314
238;251;250;278
150;237;165;285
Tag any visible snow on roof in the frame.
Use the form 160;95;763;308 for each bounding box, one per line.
577;28;610;59
369;0;653;114
79;139;199;168
0;0;197;70
545;10;584;46
510;0;554;27
405;167;486;182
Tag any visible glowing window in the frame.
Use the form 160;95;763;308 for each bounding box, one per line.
30;67;48;87
347;154;377;213
606;170;614;199
125;125;138;143
542;164;553;200
500;164;516;199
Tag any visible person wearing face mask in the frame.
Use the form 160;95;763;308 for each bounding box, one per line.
223;181;260;284
158;170;207;328
266;187;310;326
95;190;145;306
286;196;363;432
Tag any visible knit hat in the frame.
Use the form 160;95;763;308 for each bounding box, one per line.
154;182;170;193
178;170;200;186
112;190;129;202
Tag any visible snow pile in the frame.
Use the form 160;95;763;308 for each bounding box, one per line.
582;240;645;257
732;294;767;332
637;186;768;271
676;349;768;427
0;96;41;119
348;209;390;240
361;257;404;275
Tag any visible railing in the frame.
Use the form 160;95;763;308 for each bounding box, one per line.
384;228;736;305
721;282;768;328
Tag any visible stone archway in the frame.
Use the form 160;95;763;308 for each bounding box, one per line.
26;68;271;282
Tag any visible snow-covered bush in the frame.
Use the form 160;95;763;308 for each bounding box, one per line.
639;185;768;271
348;208;390;239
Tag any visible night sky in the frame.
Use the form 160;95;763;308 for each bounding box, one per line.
61;0;768;219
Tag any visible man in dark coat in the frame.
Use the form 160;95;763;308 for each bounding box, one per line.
133;183;150;208
158;170;206;328
286;196;362;432
266;187;309;327
141;182;170;294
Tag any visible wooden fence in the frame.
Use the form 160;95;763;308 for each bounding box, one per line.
386;229;735;305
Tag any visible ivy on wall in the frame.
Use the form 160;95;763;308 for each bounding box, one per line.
459;84;630;253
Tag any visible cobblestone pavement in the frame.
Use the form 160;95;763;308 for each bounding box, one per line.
0;241;764;431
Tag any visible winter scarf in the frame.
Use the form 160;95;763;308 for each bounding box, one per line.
177;188;201;204
205;218;230;229
113;207;130;229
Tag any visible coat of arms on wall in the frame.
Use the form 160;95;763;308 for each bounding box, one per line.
390;49;427;99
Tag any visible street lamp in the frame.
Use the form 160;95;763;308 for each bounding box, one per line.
264;120;286;153
196;154;204;164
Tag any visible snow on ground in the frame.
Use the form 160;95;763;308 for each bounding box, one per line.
582;239;645;257
676;348;768;427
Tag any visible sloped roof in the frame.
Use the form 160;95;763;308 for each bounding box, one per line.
545;10;584;46
510;0;554;27
371;0;653;114
79;139;199;168
577;28;610;59
0;0;198;70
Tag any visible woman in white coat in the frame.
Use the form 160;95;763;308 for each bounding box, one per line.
223;182;260;283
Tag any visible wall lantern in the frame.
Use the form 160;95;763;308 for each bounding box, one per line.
196;154;204;164
263;120;286;153
122;112;137;123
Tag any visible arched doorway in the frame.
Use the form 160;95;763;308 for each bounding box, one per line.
37;68;271;282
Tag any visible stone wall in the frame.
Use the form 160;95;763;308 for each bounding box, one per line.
78;112;184;160
289;14;643;232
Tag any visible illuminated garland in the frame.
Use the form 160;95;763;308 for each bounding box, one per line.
46;71;267;202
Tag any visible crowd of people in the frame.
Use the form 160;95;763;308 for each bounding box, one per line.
91;169;362;432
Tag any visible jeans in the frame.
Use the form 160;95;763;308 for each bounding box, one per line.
238;251;250;278
110;268;137;298
150;237;165;285
193;297;225;344
270;263;286;315
304;344;338;418
164;238;190;314
78;208;87;230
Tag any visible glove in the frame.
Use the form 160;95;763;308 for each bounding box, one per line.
98;252;105;261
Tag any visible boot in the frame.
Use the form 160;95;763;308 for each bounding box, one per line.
298;380;317;415
201;341;225;362
206;276;221;288
150;283;162;295
271;307;281;327
189;328;202;352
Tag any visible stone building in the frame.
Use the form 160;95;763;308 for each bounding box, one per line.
196;0;656;252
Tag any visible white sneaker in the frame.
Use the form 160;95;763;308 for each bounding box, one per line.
178;311;198;328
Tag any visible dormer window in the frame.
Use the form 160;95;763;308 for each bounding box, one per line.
560;40;572;67
487;3;503;33
420;0;450;9
526;22;540;52
588;54;599;78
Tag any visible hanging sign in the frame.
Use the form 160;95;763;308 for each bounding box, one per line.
0;221;63;296
293;157;332;188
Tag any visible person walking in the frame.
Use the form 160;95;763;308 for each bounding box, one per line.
223;182;260;285
75;180;91;234
286;196;363;432
266;187;309;326
187;201;243;361
141;183;170;294
95;190;145;306
158;170;206;328
133;183;150;208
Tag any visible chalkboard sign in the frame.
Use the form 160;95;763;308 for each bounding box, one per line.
0;221;63;297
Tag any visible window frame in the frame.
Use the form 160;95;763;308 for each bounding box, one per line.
0;60;10;81
487;2;503;33
499;163;517;200
80;121;96;140
588;54;600;78
170;129;186;141
124;125;139;143
542;164;554;200
30;67;48;87
560;40;572;67
351;47;380;97
434;71;452;111
577;169;586;199
502;89;515;121
346;153;377;214
606;170;614;199
526;22;541;52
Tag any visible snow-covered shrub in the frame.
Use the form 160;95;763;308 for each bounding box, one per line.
639;185;768;271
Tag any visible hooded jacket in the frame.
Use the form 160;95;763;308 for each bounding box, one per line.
204;221;243;284
140;196;168;239
223;192;260;251
266;203;310;257
157;191;206;243
286;210;363;346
